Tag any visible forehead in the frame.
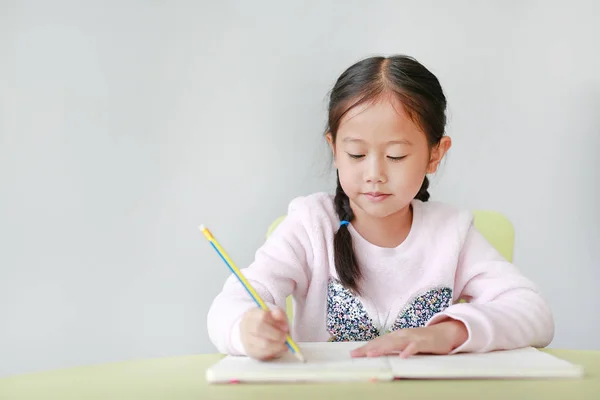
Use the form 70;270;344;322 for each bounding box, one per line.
336;97;425;144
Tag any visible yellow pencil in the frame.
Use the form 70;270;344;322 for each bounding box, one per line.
199;225;306;363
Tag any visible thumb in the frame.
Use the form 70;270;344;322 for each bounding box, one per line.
270;308;289;329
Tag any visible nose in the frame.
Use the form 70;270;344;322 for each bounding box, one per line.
365;156;387;184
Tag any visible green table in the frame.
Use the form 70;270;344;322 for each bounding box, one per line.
1;349;598;400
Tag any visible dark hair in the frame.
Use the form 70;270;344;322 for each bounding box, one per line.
327;55;447;294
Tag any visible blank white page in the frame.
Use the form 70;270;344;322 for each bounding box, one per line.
205;341;394;383
388;347;584;379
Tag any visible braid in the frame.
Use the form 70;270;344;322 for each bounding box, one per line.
333;171;361;293
334;176;355;221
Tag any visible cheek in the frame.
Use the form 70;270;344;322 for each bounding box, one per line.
336;159;359;191
391;159;428;189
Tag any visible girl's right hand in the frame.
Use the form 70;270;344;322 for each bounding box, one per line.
239;308;289;360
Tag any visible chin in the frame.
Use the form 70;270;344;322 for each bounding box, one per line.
354;202;401;219
351;196;412;219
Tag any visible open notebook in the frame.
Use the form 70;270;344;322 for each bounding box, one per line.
206;342;584;383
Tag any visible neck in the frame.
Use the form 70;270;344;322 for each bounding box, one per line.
350;203;413;248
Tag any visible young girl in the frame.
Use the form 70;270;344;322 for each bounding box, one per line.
206;55;554;360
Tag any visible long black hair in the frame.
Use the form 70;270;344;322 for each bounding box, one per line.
327;55;447;294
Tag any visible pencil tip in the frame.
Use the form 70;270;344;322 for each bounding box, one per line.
198;224;205;231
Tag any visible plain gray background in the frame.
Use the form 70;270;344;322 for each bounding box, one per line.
1;0;599;377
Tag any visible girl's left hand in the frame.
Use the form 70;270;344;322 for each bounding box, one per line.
350;319;468;358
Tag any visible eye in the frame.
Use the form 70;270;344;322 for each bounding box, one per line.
347;153;365;159
388;156;406;161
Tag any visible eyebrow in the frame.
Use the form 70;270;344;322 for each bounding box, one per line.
342;137;412;145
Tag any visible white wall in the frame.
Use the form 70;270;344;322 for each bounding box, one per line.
1;0;598;377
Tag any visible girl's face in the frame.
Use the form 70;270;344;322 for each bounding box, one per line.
327;97;451;220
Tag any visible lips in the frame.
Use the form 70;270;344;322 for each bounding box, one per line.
363;192;391;202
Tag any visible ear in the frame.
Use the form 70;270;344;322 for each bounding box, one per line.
427;136;451;174
326;132;337;166
326;132;335;153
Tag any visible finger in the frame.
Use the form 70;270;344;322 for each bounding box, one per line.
371;335;408;357
251;336;289;360
255;320;288;342
274;342;290;357
269;309;289;332
250;310;274;329
354;334;409;358
268;308;290;331
256;336;288;352
250;312;286;340
350;336;388;358
399;341;419;358
262;343;289;360
349;343;369;357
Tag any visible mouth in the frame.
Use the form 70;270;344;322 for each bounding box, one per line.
363;192;391;202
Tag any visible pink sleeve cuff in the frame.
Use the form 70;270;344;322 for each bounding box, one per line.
228;316;246;355
426;303;493;354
